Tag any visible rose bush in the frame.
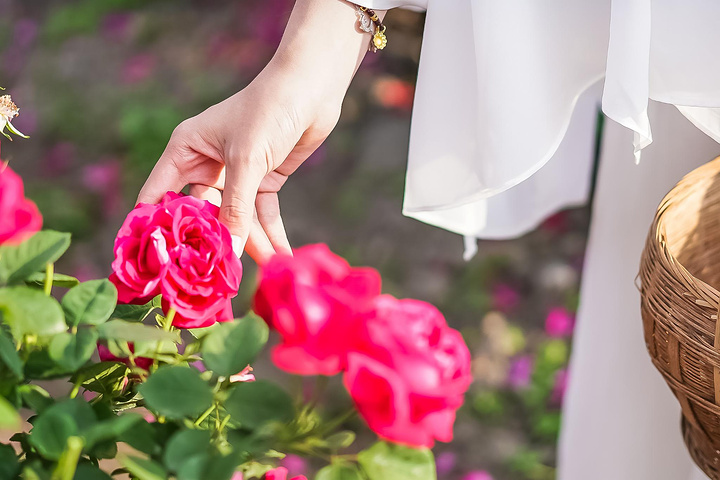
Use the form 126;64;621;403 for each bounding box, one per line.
0;103;471;479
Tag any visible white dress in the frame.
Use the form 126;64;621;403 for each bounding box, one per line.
356;1;720;478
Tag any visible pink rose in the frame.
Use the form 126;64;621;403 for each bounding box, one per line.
253;244;381;376
344;296;472;448
110;192;242;328
544;307;575;338
0;165;41;245
97;343;153;371
264;467;307;480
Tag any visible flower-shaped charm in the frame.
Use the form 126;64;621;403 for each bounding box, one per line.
0;94;28;140
373;27;388;51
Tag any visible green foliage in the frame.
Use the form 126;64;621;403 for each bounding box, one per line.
358;442;436;480
138;365;214;419
0;226;436;480
202;314;269;377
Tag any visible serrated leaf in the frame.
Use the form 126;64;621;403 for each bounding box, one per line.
25;272;79;288
81;413;143;450
111;302;157;322
18;384;53;412
316;463;364;480
62;279;117;326
0;395;20;429
163;429;212;472
71;361;130;396
225;380;293;429
0;286;65;340
202;314;268;377
358;442;436;480
28;410;77;460
97;319;180;343
0;231;70;284
0;328;22;379
48;328;98;371
138;366;213;419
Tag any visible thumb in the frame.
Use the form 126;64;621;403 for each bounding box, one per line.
220;159;267;255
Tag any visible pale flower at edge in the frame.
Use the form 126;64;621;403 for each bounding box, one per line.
0;94;28;140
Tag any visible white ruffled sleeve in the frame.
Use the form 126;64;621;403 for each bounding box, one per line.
356;0;720;258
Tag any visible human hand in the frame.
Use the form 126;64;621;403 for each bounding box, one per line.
137;0;378;264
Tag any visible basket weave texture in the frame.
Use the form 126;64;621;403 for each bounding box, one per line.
641;157;720;478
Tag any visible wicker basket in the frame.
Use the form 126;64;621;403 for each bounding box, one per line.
640;157;720;478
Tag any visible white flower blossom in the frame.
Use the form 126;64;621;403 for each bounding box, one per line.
0;94;28;140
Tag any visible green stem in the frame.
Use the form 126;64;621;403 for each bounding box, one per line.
194;404;215;427
44;263;54;296
319;408;358;436
69;377;82;399
51;436;83;480
152;308;176;371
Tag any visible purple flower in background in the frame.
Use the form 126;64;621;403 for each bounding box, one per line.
551;368;569;406
121;54;156;84
507;355;533;390
280;454;307;477
435;451;457;476
544;307;575;338
462;471;494;480
102;13;134;42
13;19;38;49
43;142;76;176
491;283;520;312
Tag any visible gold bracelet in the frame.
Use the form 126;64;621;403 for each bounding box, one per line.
354;5;387;52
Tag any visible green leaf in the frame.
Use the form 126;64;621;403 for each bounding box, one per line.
48;328;98;371
325;431;356;450
18;384;54;412
0;443;20;480
177;453;237;480
111;302;157;322
117;420;160;456
71;361;130;396
45;398;97;430
164;429;212;472
0;328;22;379
81;413;143;450
225;380;293;429
97;319;180;343
138;366;213;419
25;272;79;288
0;286;65;340
202;314;268;377
0;395;20;429
317;463;364;480
62;280;117;326
120;456;167;480
24;349;74;379
28;410;78;460
0;231;71;284
73;463;113;480
358;442;436;480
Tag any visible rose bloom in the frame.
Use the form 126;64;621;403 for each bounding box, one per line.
0;165;41;245
264;467;307;480
253;244;381;376
344;295;472;448
110;192;242;328
97;343;153;371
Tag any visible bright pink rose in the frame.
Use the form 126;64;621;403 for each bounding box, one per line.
97;343;153;371
344;296;472;448
253;244;381;376
0;165;41;245
110;192;242;328
264;467;307;480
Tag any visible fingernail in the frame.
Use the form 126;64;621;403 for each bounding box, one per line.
231;235;243;258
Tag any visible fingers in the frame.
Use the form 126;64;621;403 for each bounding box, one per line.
137;144;187;205
256;192;292;256
188;184;222;207
219;160;267;251
244;218;276;264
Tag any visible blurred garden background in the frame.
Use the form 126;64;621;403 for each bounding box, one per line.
0;1;592;479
